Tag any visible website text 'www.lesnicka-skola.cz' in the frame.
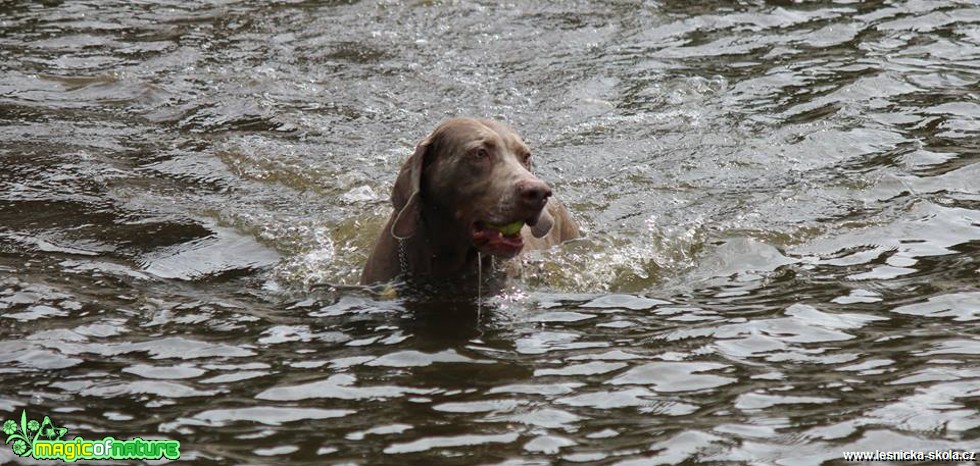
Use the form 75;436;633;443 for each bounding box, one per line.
842;450;976;462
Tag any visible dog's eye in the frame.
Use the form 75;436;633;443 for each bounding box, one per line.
476;148;490;158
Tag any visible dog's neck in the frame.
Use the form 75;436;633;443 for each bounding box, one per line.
400;208;486;279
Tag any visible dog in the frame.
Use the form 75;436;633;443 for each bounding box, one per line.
360;118;579;285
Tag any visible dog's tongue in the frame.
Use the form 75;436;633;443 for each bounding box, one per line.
529;208;554;238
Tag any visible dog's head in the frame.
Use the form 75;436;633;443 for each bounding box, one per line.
390;118;555;257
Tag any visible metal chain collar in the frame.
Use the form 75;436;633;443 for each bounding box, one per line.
397;238;409;276
396;238;499;278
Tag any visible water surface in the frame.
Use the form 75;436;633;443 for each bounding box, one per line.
2;1;980;464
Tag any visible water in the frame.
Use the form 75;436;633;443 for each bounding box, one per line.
2;1;979;464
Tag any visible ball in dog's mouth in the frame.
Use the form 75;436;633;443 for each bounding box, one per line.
471;221;525;257
489;221;524;236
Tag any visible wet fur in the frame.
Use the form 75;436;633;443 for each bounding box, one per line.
361;118;579;285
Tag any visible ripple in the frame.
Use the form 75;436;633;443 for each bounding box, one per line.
0;341;83;371
256;374;432;401
919;339;980;356
528;311;597;323
524;434;576;454
254;445;300;456
139;225;280;280
486;383;583;396
73;380;220;399
714;304;887;360
582;294;670;310
608;362;736;393
865;380;980;433
514;331;609;355
122;364;206;380
891;292;980;322
2;303;70;321
382;432;519;455
191;407;354;427
502;408;582;430
535;361;628;377
734;392;837;411
648;430;727;465
55;336;256;360
557;388;698;415
365;349;492;368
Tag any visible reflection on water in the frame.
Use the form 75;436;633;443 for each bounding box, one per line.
2;0;980;464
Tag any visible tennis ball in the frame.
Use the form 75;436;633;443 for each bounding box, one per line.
491;221;524;236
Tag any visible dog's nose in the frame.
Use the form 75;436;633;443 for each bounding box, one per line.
517;179;552;207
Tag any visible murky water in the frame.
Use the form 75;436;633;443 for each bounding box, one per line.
2;1;980;464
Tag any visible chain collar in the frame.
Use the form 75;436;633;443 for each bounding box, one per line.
396;238;499;279
397;238;409;276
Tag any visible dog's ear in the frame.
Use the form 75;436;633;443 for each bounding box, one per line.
390;138;429;239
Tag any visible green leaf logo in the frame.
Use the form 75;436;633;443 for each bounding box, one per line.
39;416;67;441
3;410;69;457
1;419;16;436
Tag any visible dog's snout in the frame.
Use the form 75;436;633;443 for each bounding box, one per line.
517;179;552;206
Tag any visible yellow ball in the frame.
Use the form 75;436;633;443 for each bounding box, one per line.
493;221;524;236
